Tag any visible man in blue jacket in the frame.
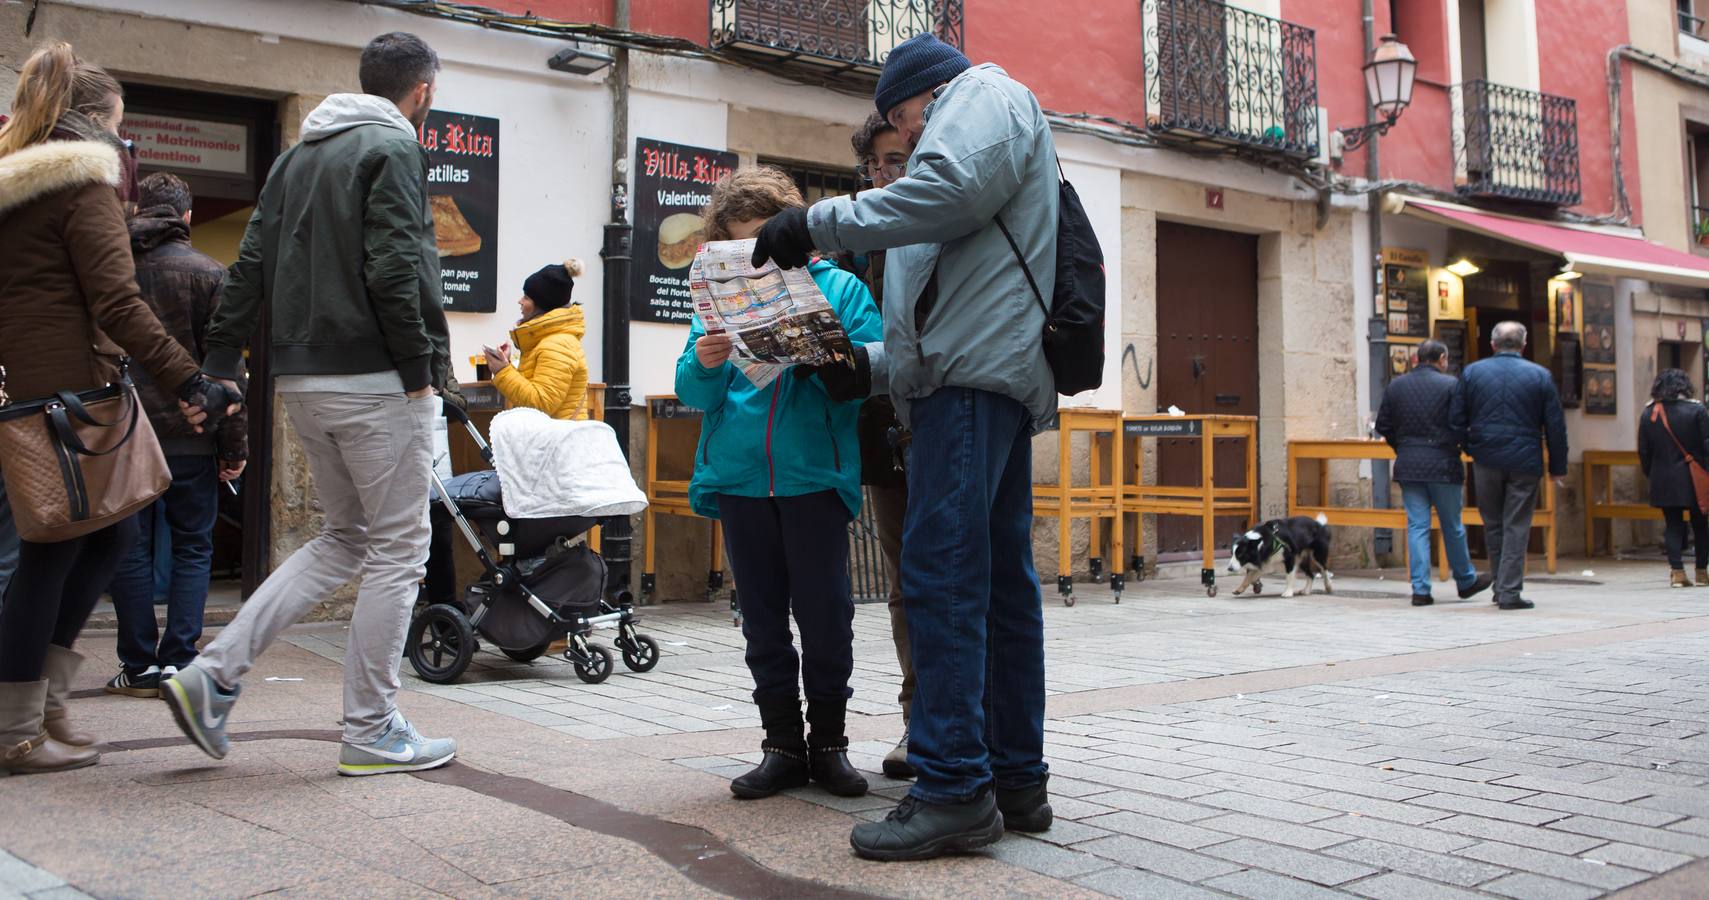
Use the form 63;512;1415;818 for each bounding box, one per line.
1375;340;1492;606
1451;322;1568;610
751;34;1057;860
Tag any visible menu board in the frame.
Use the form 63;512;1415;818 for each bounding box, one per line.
420;111;499;313
1382;248;1429;339
1584;367;1617;415
631;138;738;323
1434;320;1468;375
1582;282;1616;366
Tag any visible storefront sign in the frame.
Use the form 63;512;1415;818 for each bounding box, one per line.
649;397;702;419
119;114;248;175
1125;418;1202;437
1381;248;1429;339
420;111;500;313
631;138;737;324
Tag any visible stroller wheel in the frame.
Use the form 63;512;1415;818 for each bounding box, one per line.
574;644;614;684
621;634;661;673
407;604;475;684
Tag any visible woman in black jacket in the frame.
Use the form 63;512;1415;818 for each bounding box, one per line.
1638;368;1709;587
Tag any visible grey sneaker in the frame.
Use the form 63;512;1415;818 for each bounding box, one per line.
161;664;239;760
337;714;457;777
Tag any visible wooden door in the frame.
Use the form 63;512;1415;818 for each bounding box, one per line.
1156;222;1260;555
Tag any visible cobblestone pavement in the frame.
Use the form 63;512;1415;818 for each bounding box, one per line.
4;557;1709;897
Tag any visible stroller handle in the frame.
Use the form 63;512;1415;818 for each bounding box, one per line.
442;399;494;464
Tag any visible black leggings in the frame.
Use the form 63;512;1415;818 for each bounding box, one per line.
0;519;137;682
1663;506;1709;571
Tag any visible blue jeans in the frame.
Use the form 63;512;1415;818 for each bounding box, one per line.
109;454;220;671
902;388;1047;803
1400;481;1478;598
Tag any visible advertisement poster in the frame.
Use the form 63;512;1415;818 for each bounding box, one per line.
119;113;248;175
420;110;499;313
632;138;738;324
1555;283;1576;333
1381;248;1429;339
1584;367;1617;416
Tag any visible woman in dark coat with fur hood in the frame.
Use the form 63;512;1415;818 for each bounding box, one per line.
0;43;236;775
1638;368;1709;588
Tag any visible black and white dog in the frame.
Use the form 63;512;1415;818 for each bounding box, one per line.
1225;513;1334;598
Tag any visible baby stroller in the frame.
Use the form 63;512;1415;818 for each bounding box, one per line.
406;404;660;686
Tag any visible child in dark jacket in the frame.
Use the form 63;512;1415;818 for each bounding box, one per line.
675;167;881;800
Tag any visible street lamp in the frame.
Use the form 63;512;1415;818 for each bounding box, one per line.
1338;34;1417;152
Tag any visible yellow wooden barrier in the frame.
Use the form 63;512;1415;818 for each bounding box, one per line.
1582;450;1659;557
1286;439;1557;578
1122;415;1259;597
1032;409;1124;606
641;395;725;602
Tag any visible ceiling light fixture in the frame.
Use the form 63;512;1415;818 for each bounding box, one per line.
1446;258;1481;277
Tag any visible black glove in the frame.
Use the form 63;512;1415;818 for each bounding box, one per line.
793;345;871;402
750;206;814;270
178;374;245;431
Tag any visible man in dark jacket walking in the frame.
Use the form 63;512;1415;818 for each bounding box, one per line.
104;174;248;698
1376;340;1491;606
1451;322;1568;610
161;32;457;776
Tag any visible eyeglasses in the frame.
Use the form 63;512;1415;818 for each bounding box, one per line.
857;162;906;183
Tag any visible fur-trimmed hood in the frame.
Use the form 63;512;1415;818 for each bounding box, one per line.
0;140;120;220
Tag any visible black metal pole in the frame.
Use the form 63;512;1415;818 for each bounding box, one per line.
601;0;635;603
1363;0;1392;557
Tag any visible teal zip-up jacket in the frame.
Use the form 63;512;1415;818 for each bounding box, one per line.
675;259;883;520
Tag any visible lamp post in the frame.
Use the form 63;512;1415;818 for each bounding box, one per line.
1338;34;1417;152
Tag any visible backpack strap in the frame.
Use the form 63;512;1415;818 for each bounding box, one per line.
994;215;1049;320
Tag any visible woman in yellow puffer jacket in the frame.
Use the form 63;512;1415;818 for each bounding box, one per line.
484;259;590;420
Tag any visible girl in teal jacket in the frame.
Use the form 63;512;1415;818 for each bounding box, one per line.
675;167;881;802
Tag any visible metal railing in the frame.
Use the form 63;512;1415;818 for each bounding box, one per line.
1682;9;1706;38
710;0;964;73
1453;80;1581;206
1141;0;1320;157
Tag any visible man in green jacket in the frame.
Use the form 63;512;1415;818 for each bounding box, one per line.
161;32;456;777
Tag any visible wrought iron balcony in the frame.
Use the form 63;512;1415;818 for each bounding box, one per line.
1453;80;1581;206
1141;0;1320;157
710;0;964;75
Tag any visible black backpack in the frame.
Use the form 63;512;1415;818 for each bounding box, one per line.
995;162;1107;396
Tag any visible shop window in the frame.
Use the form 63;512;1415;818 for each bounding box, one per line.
1690;123;1709;247
759;157;860;206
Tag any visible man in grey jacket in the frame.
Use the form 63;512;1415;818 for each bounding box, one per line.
161;32;456;776
753;34;1057;860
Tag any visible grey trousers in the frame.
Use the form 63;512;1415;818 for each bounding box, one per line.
1473;465;1541;604
196;393;434;743
870;482;914;720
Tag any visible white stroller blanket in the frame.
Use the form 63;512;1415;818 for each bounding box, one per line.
489;408;648;519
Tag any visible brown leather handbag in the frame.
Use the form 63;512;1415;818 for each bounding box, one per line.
1653;402;1709;516
0;359;169;543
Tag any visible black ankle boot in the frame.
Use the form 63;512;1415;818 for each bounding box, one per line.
849;790;1005;861
805;697;867;796
808;741;869;796
996;775;1054;832
731;693;810;800
730;744;809;799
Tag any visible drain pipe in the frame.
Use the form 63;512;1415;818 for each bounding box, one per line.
600;0;636;603
1363;0;1394;556
1605;44;1709;225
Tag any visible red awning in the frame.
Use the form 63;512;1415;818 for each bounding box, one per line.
1398;197;1709;288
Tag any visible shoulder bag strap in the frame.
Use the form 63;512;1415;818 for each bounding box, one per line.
993;215;1049;319
1654;403;1701;467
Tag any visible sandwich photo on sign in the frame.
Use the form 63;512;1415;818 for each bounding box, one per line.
657;212;704;270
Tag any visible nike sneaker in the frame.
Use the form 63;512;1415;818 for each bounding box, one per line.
337;713;457;777
161;664;240;760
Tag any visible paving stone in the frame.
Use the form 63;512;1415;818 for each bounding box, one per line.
1313;814;1479;854
1045;795;1121;821
984;836;1112;879
1325;838;1508;887
1194;813;1352;851
1426;815;1609;855
0;853;64;893
1075;812;1232;850
1072;867;1227;900
1547;814;1709;855
1492;774;1655;803
1202;838;1380;886
1479;872;1604;900
1579;841;1694;873
1345;872;1491;900
1077;791;1221;822
1517;791;1687;826
1391;774;1536;803
1190;791;1340;824
1074;836;1242;882
1410;793;1568;826
1184;771;1324;801
1023;818;1115;847
1457;841;1651;890
1299;791;1453;825
1202;868;1350;899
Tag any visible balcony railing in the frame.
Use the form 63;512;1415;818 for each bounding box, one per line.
1141;0;1320;157
710;0;964;75
1453;80;1581;206
1682;9;1707;38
